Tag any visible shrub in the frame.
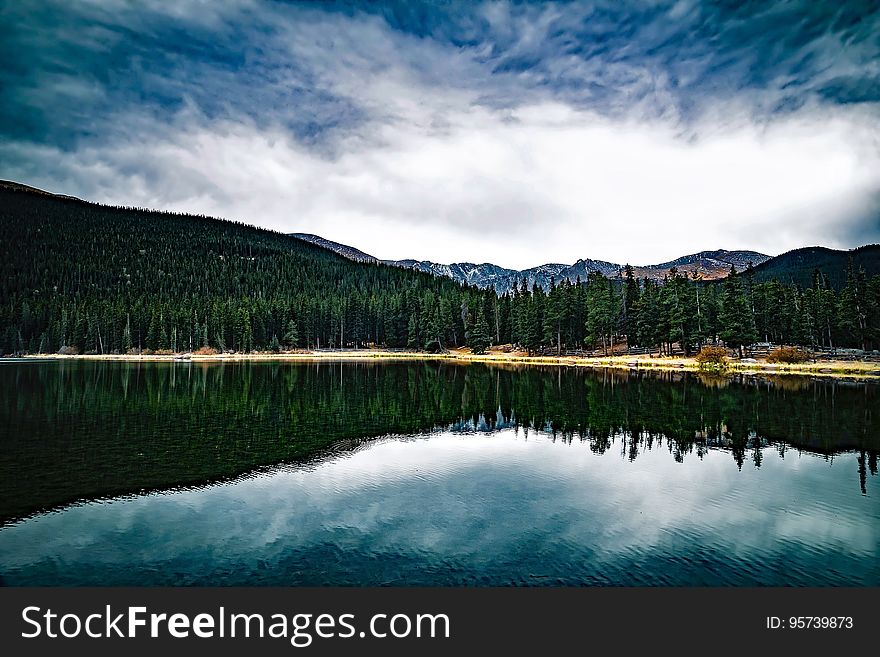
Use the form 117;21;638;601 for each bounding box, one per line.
695;346;728;368
766;347;810;364
193;346;218;356
57;345;78;355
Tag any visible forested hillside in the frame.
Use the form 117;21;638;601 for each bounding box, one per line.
749;245;880;289
0;188;488;355
1;186;879;356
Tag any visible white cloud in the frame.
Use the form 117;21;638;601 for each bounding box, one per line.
7;99;878;269
4;0;879;269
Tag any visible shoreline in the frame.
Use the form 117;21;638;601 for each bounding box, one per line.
12;350;880;380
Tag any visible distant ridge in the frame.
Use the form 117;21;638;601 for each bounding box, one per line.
292;232;770;292
0;180;82;201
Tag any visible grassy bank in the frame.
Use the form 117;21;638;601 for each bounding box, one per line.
16;348;880;379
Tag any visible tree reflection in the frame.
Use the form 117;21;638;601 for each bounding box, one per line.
1;361;877;523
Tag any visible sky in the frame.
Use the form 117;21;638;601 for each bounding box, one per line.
2;0;879;269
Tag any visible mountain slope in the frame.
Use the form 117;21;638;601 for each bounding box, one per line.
750;245;880;289
0;185;488;355
291;233;379;263
631;250;768;279
0;179;82;201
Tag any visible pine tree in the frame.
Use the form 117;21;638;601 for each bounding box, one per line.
146;311;159;351
866;276;880;350
805;269;836;349
622;265;640;346
468;310;491;354
426;301;443;348
283;318;299;348
71;311;88;353
406;312;419;350
634;279;660;349
839;259;868;350
690;271;704;348
544;278;564;355
718;267;756;357
585;272;616;355
525;284;544;355
660;268;696;355
122;314;133;353
158;313;170;351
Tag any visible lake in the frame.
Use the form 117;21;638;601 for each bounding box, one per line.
0;360;877;586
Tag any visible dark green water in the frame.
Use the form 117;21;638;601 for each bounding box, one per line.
0;360;877;586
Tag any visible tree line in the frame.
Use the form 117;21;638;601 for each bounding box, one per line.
1;188;878;356
490;262;880;356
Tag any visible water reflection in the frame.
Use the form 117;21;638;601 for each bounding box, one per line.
0;361;878;586
0;430;876;586
0;361;877;525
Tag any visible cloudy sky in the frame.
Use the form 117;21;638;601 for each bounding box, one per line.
2;1;879;268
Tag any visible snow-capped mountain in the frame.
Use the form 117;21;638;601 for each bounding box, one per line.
291;233;378;263
386;260;518;289
290;234;770;293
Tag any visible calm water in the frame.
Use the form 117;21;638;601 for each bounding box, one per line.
0;361;877;586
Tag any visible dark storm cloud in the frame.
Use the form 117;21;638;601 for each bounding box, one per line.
1;1;878;264
0;1;369;150
4;1;877;148
306;0;880;121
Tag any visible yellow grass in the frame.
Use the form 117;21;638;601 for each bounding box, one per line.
18;348;880;380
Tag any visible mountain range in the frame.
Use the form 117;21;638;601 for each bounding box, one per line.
291;233;770;292
2;180;874;294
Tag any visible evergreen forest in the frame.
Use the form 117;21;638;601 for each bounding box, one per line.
2;187;879;356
